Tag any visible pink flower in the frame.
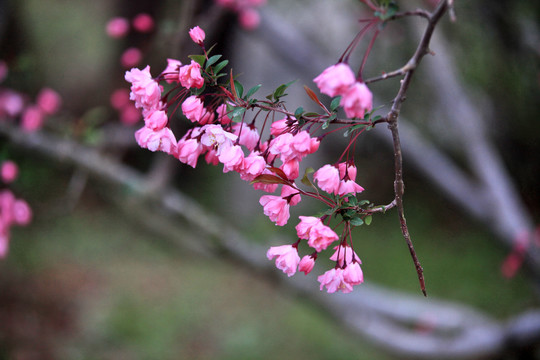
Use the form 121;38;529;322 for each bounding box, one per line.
318;268;353;293
290;131;319;159
343;261;363;285
132;13;154;33
296;216;322;240
144;109;168;130
106;17;129;38
182;95;204;122
240;152;266;181
205;149;219;165
161;58;182;83
280;159;299;180
307;223;339;252
338;180;364;196
216;104;231;124
219;144;244;173
281;185;301;206
121;47;143;68
36;88;61;115
189;26;206;44
313;164;340;194
298;255;315;275
314;63;355;97
179;60;204;89
233;123;259;151
266;244;300;277
268;133;294;161
125;66;162;110
0;90;24;117
338;162;358;181
340;82;373;119
177;138;204;168
21;105;44;132
329;244;360;267
270;118;289;136
200;124;237;153
259;195;290;226
1;161;18;183
135;126;177;155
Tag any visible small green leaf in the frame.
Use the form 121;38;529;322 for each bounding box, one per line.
294;106;304;119
233;80;244;98
245;84;262;99
300;167;316;189
213;60;229;75
188;54;206;67
273;80;296;100
358;200;370;206
206;54;222;69
350;217;364;226
330;96;342;112
230;107;245;122
365;215;372;225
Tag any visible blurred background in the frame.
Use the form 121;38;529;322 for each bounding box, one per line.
1;0;539;359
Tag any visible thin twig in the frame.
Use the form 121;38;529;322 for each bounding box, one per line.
386;0;449;296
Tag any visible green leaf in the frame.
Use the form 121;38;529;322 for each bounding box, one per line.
294;106;304;119
365;215;372;225
349;217;364;226
230;107;245;122
300;167;316;189
206;54;222;69
233;80;244;98
213;60;229;75
273;80;296;100
358;200;370;206
188;54;206;67
245;84;262;99
330;96;342;112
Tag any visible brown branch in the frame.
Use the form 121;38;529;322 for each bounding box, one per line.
386;0;449;296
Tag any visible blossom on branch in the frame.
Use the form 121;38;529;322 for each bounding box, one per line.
313;63;355;97
266;244;300;277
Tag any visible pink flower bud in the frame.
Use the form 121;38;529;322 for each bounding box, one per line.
132;13;154;33
239;8;260;30
1;161;18;183
21;105;44;132
189;26;205;44
340;82;373;119
298;255;315;275
12;200;32;226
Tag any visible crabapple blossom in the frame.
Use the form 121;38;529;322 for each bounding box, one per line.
0;90;24;117
313;164;340;194
343;261;364;285
313;63;355;97
280;159;299;180
177;138;204;168
216;104;231;124
281;185;301;206
110;88;130;110
144;109;168;131
189;26;205;44
266;244;300;277
12;200;32;226
181;95;204;122
200;124;238;153
238;8;260;30
330;244;361;267
205;149;220;165
232;123;259;151
240;152;266;181
161;58;182;83
340;82;373;119
179;60;204;89
125;66;162;110
270;118;289;136
219;144;244;173
307;222;339;252
298;255;315;275
135;126;177;155
318;268;353;293
338;180;364;196
259;195;290;226
296;216;323;240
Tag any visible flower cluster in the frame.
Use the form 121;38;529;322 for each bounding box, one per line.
0;160;32;258
126;26;376;293
0;61;62;132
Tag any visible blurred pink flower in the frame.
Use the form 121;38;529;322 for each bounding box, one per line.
238;8;260;30
110;88;130;110
106;17;129;38
1;161;18;183
12;200;32;226
132;13;154;33
21;105;44;132
121;47;143;68
36;88;62;115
